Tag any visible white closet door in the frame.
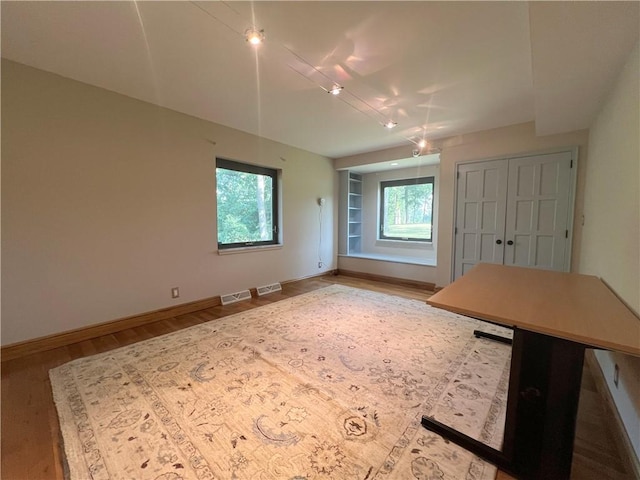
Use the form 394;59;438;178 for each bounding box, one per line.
503;151;572;271
454;160;508;279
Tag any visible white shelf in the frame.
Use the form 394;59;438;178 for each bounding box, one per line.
347;172;362;253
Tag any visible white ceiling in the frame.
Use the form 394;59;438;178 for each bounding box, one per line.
2;1;638;159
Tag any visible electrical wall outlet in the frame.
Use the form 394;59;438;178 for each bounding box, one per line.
171;287;180;299
614;363;619;388
318;261;323;268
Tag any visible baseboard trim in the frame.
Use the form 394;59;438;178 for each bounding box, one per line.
336;269;435;291
1;271;338;363
281;270;338;285
1;296;224;362
585;350;640;478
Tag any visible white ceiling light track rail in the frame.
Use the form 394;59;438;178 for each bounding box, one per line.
189;0;434;155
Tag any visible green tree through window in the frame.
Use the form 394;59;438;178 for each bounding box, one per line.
216;158;279;249
380;176;434;242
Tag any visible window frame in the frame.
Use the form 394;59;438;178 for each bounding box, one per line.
216;158;279;250
379;176;435;242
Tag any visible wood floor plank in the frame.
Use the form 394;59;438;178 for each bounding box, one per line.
3;353;59;479
1;275;635;479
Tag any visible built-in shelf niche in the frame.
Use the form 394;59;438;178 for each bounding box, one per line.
339;171;363;255
347;172;362;253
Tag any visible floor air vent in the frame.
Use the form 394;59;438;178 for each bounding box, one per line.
256;282;282;296
220;289;252;305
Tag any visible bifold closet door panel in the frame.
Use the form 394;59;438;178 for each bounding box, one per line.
503;152;572;271
453;151;574;280
454;159;508;279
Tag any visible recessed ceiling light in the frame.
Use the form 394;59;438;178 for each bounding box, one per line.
384;121;397;129
328;85;344;95
245;28;265;45
418;139;427;149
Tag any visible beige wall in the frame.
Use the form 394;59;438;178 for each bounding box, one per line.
434;123;589;287
337;255;436;284
334;162;440;284
1;60;337;346
360;165;439;263
336;163;439;283
336;122;589;288
579;42;640;460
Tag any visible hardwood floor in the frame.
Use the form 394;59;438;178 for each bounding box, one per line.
1;274;635;479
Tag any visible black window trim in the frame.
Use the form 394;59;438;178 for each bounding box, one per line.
379;176;435;242
216;157;279;250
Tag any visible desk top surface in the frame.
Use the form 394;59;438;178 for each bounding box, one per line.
427;264;640;356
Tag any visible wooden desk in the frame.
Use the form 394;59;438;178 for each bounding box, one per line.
422;264;640;479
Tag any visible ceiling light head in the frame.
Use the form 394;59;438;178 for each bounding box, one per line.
384;121;398;129
328;85;344;95
245;28;265;45
418;139;427;149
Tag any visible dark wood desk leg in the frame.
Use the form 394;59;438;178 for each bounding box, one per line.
423;328;585;480
473;329;513;345
507;329;586;479
420;416;515;474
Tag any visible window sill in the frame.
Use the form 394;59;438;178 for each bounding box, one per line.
376;239;433;247
339;253;436;267
217;244;283;255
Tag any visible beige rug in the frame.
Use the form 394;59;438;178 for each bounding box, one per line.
50;285;512;480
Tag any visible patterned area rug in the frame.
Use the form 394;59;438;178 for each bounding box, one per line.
50;285;512;480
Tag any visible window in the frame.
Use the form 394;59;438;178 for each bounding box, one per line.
379;176;434;242
216;158;279;249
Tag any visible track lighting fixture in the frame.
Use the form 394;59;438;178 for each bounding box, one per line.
244;27;265;45
197;3;424;152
